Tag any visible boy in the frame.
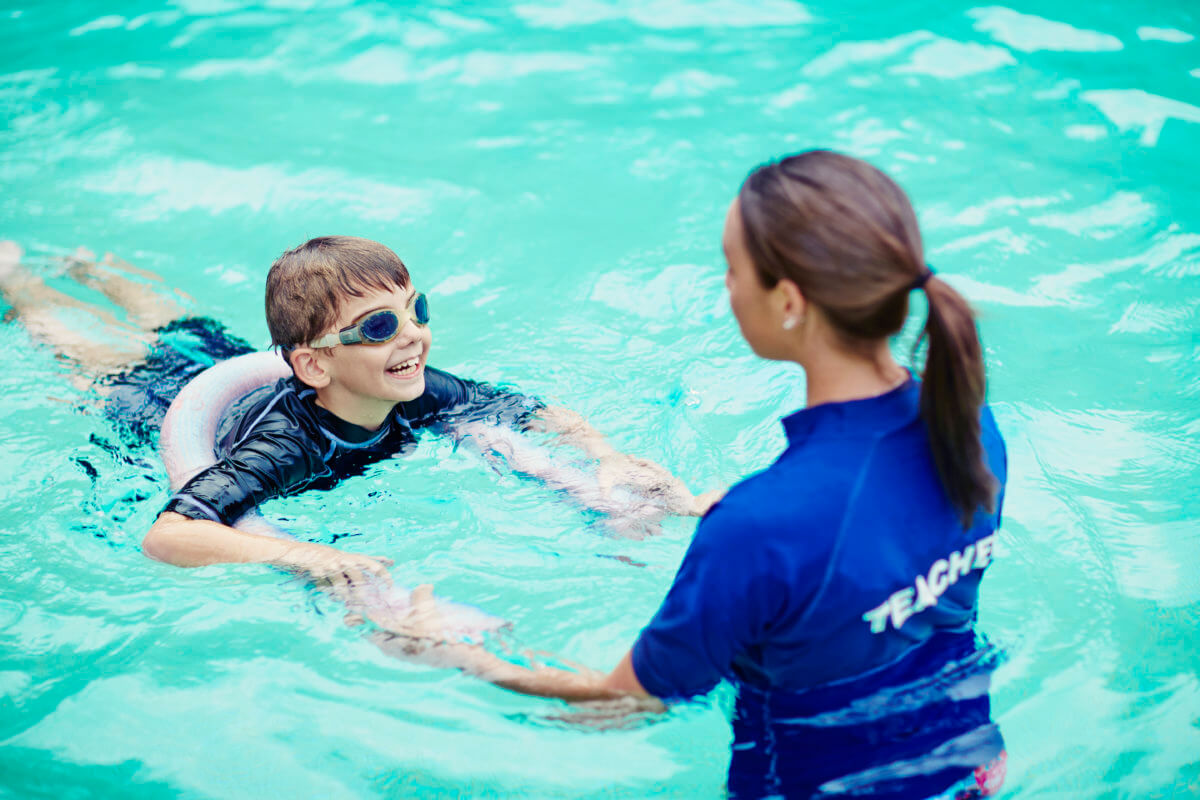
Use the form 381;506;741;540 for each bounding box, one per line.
0;236;707;589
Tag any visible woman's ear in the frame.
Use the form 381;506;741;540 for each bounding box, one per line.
773;278;808;328
289;347;331;389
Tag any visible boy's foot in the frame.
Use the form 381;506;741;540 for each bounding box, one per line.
0;240;23;281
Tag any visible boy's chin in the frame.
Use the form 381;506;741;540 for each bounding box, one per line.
391;374;426;403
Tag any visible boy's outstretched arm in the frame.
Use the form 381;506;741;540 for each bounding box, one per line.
531;406;723;517
374;585;658;706
144;513;393;589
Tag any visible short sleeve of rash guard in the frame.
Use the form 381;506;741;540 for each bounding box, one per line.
631;500;790;701
162;415;324;525
397;366;544;429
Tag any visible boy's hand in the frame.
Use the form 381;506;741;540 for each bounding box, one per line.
596;453;721;517
274;543;394;601
369;585;490;669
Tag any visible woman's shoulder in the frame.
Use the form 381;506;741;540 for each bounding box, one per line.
702;454;859;544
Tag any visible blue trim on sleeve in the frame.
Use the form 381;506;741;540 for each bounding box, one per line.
166;493;223;523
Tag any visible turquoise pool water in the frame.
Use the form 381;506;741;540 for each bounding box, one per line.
2;2;1199;797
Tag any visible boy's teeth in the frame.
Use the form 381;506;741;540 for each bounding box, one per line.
390;357;419;373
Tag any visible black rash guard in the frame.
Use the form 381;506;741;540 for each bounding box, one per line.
162;366;542;526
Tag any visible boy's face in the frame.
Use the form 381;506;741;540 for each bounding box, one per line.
321;283;433;412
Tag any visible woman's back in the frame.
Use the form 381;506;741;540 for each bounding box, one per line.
633;378;1007;798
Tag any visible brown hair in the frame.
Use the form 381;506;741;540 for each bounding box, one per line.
265;236;411;349
738;150;996;526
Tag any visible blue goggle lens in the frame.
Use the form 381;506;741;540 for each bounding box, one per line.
413;293;429;325
360;310;400;342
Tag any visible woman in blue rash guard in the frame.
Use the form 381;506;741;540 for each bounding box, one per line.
390;150;1009;800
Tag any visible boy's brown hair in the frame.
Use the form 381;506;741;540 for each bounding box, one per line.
265;236;411;349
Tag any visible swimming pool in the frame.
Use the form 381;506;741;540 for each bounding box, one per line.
2;1;1198;796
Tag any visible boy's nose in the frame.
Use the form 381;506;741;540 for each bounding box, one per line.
393;317;421;347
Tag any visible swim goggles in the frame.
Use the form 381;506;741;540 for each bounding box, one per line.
307;292;429;349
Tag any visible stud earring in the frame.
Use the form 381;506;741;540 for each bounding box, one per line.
782;316;799;331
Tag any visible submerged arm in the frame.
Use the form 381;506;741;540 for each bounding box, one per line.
148;422;392;587
531;406;722;517
373;585;660;706
143;512;393;586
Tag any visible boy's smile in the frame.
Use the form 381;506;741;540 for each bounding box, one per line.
314;283;433;428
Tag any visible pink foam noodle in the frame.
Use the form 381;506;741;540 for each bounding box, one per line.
158;352;508;641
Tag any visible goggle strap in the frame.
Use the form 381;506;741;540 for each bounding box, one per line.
307;331;341;349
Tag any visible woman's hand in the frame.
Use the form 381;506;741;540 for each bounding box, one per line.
691;488;725;516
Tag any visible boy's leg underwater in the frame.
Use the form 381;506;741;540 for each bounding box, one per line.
64;247;189;331
0;240;152;376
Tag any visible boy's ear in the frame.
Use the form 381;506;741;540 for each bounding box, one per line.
288;347;332;389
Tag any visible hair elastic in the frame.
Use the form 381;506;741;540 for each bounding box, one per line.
910;266;935;291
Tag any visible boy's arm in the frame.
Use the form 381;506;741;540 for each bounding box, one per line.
144;512;393;586
147;402;391;585
532;406;722;517
415;368;721;516
372;586;658;705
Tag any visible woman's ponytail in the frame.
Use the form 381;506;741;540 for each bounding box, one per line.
917;276;998;527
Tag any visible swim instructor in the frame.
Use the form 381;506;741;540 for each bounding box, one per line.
391;150;1009;799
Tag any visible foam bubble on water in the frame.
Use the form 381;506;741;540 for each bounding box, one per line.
1108;300;1197;335
1033;79;1081;101
179;57;281;81
767;84;812;110
456;52;606;85
430;273;485;296
69;15;127;37
939;274;1059;308
1064;124;1108;141
429;10;495;33
1030;192;1155;239
648;69;735;99
1032;232;1200;299
203;263;250;287
934;228;1034;258
590;263;718;320
892;40;1016;79
934;195;1059;228
168;11;285;49
803;31;934;78
473;137;525;149
834;117;908;156
1110;520;1200;606
106;63;166;80
127;11;182;30
513;0;811;29
78;156;470;223
630;141;696;180
1137;27;1195;44
401;22;452;49
1082;89;1200;146
968;7;1123;53
333;45;414;85
170;0;244;15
